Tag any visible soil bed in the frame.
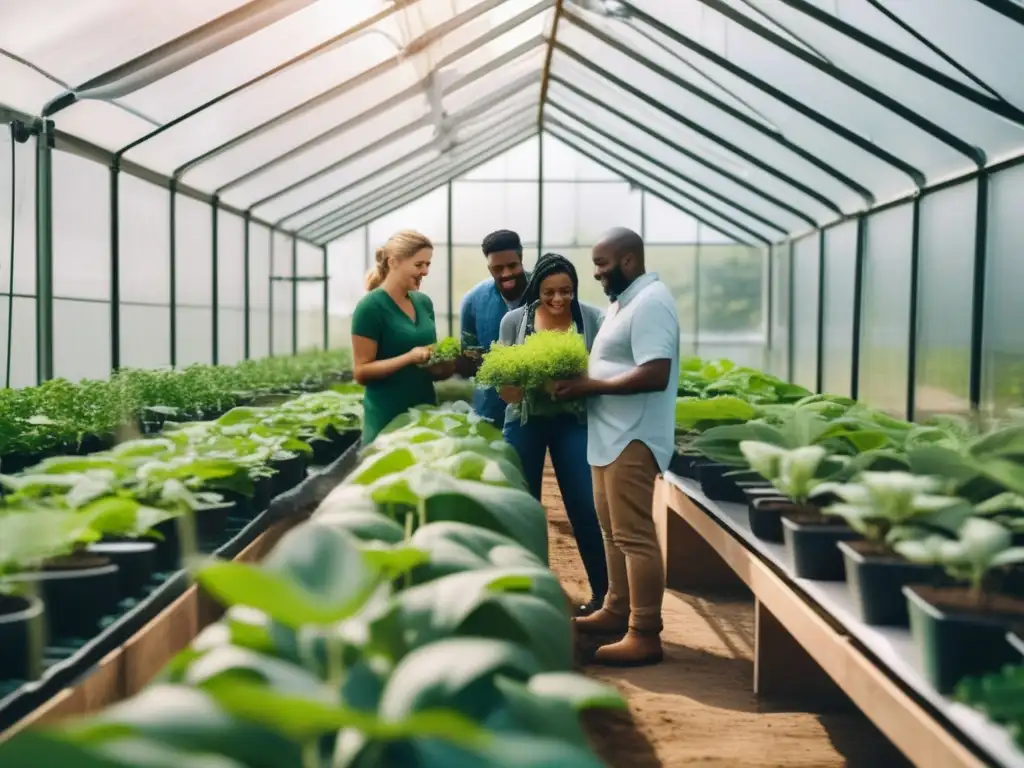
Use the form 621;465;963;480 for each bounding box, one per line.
913;584;1024;619
540;461;909;767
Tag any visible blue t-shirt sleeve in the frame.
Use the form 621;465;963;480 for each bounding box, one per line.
352;291;383;342
630;295;678;366
460;290;477;347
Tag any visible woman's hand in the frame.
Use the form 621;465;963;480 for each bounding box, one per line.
405;346;432;366
500;385;524;404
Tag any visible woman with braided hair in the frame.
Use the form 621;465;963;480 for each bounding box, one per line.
497;252;608;615
351;230;455;444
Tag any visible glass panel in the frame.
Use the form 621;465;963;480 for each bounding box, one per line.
643;192;699;243
0;130;37;295
53;151;110;300
697;244;767;368
327;228;368;350
546;80;813;233
175;194;213;364
540;181;641;248
463;135;539;180
768;244;790;379
860;203;914;417
120;176;170;304
248;222;272;358
218;210;246;363
54;299;110;381
56;101;158;153
914;181;976;419
0;57;63;116
545;126;765;245
791;234;820;391
646;245;697;355
452;181;539;245
296;242;325;351
0;296;37;388
546;104;784;241
982;163;1024;416
554;21;869;212
121;305;171;370
271;232;294;355
820;221;858;397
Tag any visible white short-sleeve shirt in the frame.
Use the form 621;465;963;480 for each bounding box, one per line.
586;273;680;470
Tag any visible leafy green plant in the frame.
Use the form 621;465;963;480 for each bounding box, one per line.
738;442;837;504
424;338;461;366
954;664;1024;748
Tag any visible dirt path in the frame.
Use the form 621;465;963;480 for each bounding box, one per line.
541;465;910;768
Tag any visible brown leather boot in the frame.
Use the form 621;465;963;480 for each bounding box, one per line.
573;608;629;636
592;628;663;667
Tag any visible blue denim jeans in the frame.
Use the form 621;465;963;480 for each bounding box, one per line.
504;414;608;603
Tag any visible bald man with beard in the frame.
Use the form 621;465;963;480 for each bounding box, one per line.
552;227;680;667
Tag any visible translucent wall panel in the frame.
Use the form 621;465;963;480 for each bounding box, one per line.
541;181;641;247
271;232;294;356
327;229;367;351
0;131;36;297
914;182;977;419
217;210;246;365
768;244;790;379
820;222;859;397
119;175;170;369
175;194;213;365
451;182;539;246
249;222;271;359
791;235;821;391
53;151;109;300
696;244;767;368
859;204;914;417
54;299;110;381
296;242;325;352
982;164;1024;415
646;244;696;355
464;137;540;181
540;133;618;182
0;296;37;388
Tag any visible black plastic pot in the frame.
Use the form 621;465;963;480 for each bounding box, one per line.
88;540;157;598
747;497;789;543
905;585;1024;694
840;541;944;626
0;594;43;682
781;513;860;581
696;462;747;504
74;433;115;455
669;451;699;479
13;555;121;640
196;504;231;541
271;454;308;496
152;518;182;571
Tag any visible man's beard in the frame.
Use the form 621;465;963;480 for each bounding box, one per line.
602;265;631;300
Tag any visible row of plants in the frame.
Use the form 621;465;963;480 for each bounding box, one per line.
669;358;1024;732
0;349;353;471
0;403;622;767
0;384;364;690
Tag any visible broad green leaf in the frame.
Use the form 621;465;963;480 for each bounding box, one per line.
312;506;406;544
409;522;542;583
349;448;417;485
0;733;248;768
674;396;758;432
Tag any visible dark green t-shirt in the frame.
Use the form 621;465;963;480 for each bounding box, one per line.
352;288;438;444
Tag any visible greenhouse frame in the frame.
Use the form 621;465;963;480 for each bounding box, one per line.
2;0;1020;421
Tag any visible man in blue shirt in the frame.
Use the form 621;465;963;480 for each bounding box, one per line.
553;227;679;668
459;230;529;427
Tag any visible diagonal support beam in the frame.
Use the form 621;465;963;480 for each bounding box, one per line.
538;0;566;129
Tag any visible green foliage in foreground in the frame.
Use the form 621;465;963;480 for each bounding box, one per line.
0;402;623;767
0;348;353;458
0;389;364;577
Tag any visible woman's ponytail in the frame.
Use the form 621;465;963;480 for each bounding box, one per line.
364;246;390;291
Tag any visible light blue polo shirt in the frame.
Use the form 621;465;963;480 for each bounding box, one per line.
586;272;680;471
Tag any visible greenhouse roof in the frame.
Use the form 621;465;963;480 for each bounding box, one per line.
2;0;1023;246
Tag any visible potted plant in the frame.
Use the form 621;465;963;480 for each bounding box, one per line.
897;517;1024;692
811;471;969;625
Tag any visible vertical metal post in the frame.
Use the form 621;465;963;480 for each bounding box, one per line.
363;226;371;274
321;245;329;350
169;182;177;367
211;197;220;365
765;245;774;372
968;175;989;412
268;228;275;356
446;180;454;337
242;212;251;360
906;198;922;421
815;230;826;394
786;240;795;384
693;223;702;356
850;216;867;400
291;237;298;355
639;189;646;240
109;164;121;371
537;134;544;261
34;120;54;383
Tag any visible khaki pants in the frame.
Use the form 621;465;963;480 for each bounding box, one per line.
592;440;665;633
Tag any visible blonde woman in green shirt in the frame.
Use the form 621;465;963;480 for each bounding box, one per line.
351;230;455;444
